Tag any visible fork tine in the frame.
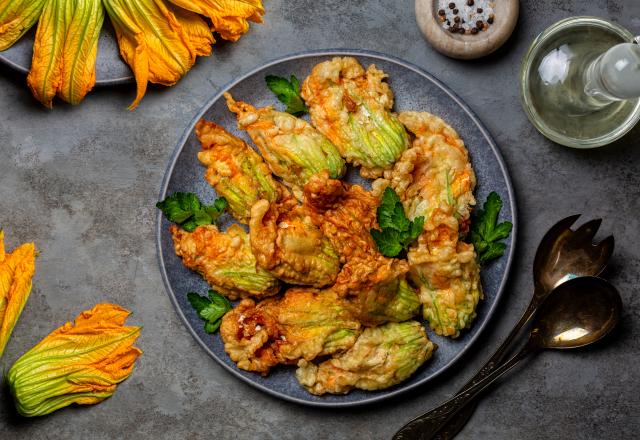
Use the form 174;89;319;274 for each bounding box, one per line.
597;235;615;258
573;218;602;242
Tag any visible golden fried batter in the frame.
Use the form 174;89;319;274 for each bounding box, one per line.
225;93;345;199
302;171;419;325
373;111;482;338
220;289;361;375
301;57;409;178
296;321;435;395
196;119;282;224
249;195;340;288
170;224;280;300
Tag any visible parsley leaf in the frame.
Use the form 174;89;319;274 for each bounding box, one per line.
265;75;308;116
469;192;513;264
187;290;232;334
371;187;424;257
157;192;227;232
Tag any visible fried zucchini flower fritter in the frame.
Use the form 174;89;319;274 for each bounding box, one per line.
220;288;361;375
171;224;280;300
350;276;421;327
374;111;481;338
249;197;340;288
225;93;346;199
296;321;435;395
301;57;409;178
301;172;420;325
196;119;282;224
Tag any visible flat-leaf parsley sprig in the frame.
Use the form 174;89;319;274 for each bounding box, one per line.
371;187;424;258
156;192;227;232
469;192;513;264
265;74;308;116
187;290;232;334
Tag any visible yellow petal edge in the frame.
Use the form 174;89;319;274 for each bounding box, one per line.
0;229;36;359
6;303;142;417
103;0;214;109
166;0;264;42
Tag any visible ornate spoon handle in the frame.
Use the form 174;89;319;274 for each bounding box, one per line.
430;297;542;439
394;287;544;440
394;342;538;440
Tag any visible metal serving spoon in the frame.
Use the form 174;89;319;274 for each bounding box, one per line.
395;276;622;440
395;215;614;440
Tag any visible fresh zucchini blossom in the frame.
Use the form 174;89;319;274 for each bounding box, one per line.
0;230;36;359
7;303;142;417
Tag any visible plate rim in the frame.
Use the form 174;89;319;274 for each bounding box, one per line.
0;52;134;85
155;48;518;408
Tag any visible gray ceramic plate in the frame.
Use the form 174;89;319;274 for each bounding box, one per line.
157;50;517;407
0;23;133;85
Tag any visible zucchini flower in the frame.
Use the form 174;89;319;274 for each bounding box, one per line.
296;321;435;395
196;119;282;224
373;111;477;232
164;0;264;42
412;241;483;338
103;0;214;109
6;304;142;417
0;0;47;51
26;0;104;107
171;224;281;300
225;93;346;199
350;277;421;326
0;230;36;358
300;57;409;178
221;289;361;375
250;198;340;288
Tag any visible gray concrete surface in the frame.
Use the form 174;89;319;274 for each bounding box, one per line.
0;0;639;438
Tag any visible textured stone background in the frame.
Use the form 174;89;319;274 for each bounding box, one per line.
1;0;639;439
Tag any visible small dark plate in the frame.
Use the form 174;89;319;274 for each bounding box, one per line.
156;49;517;407
0;22;133;85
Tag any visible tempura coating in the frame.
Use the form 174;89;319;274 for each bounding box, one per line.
196;119;282;224
225;93;345;199
349;277;421;327
372;111;477;231
170;224;280;300
300;57;409;178
373;111;482;338
249;197;340;288
220;289;361;375
302;172;419;325
296;321;435;395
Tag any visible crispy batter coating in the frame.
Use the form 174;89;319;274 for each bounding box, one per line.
296;321;435;395
225;93;345;199
301;57;409;178
220;289;361;375
196;119;282;224
372;111;476;230
249;196;340;288
170;224;280;300
302;171;419;325
373;111;482;338
350;277;421;327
